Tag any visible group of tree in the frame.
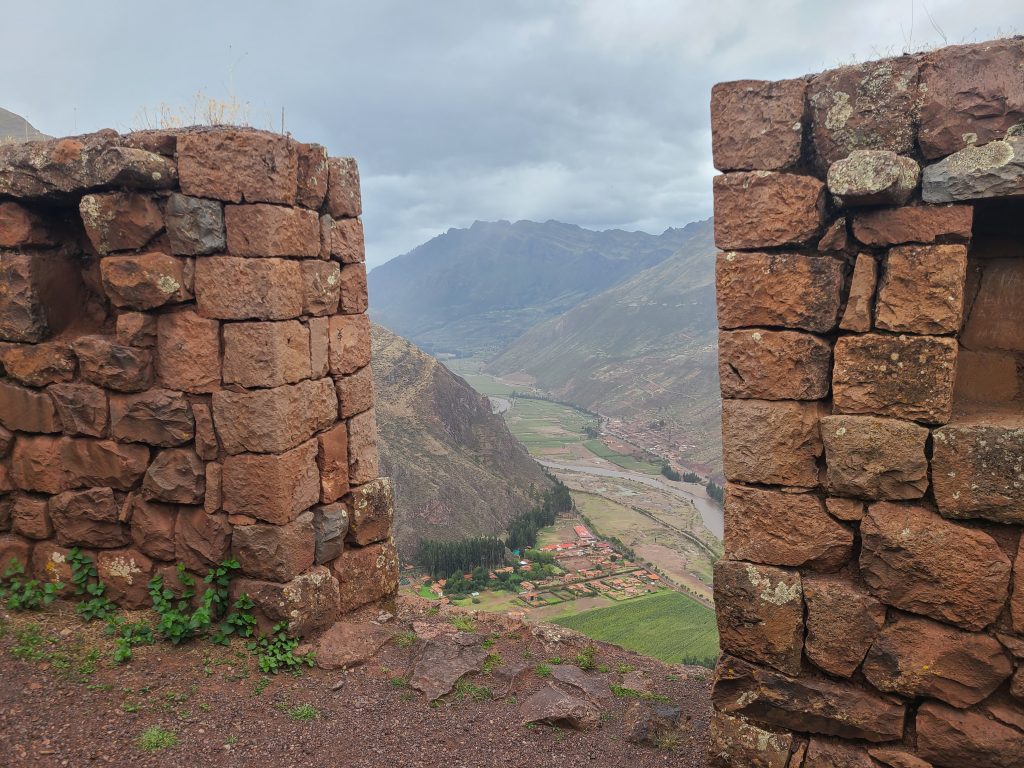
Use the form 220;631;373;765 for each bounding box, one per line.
507;482;573;551
681;470;701;483
706;481;724;504
660;463;681;482
415;536;505;580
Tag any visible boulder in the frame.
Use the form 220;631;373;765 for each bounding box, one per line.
79;192;162;254
164;193;225;255
820;415;929;500
827;150;919;207
231;511;315;582
212;378;337;455
714;560;803;675
622;701;683;746
710;78;806;171
224;203;320;258
96;548;154;609
30;541;73;585
859;502;1010;630
932;424;1024;524
109;389;194;446
716;252;844;332
832;334;958;424
875;244;967;334
520;684;600;730
222;320;311;389
804;739;874;768
0;202;56;247
721;399;822;488
923;137;1024;203
115;312;157;348
234;565;340;636
862;614;1012;707
838;254;877;332
128;496;177;561
724;484;853;570
313;618;394;670
713;172;825;249
718;330;831;401
803;576;885;678
177;129;298;204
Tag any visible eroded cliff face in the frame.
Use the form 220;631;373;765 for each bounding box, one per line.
371;325;551;555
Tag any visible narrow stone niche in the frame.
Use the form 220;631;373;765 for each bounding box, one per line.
953;199;1024;419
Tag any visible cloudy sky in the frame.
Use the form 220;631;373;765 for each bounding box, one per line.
4;1;1023;267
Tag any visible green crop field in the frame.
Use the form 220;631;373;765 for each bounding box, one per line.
553;591;719;666
502;398;597;455
582;439;662;475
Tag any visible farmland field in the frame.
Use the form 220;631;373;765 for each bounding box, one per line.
553;591;719;666
502;398;598;457
582;439;662;475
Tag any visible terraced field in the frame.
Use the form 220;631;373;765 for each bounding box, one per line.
553;591;718;667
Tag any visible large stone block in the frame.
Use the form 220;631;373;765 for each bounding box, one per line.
177;130;298;204
224;204;320;258
334;365;374;418
0;380;60;433
721;399;822;488
852;204;973;246
832;334;957;424
807;56;920;170
231;511;315;582
11;494;52;539
1;342;76;386
862;614;1012;708
1013;544;1024;636
326;157;362;219
923;137;1024;203
338;263;368;314
820;415;929;500
708;711;793;768
194;256;304;321
827;151;920;208
954;349;1019;403
838;253;877;333
109;389;194;446
803;576;885;678
30;541;72;585
11;436;149;493
99;252;192;310
875;244;967;334
803;740;875;768
221;320;311;389
48;382;108;437
164;193;225;256
919;38;1024;159
347;408;380;486
48;487;129;548
0;533;32;574
718;329;831;401
155;309;221;393
115;312;157;348
79;192;162;254
312;502;348;564
713;172;825;249
233;565;340;636
174;506;231;574
129;496;177;561
71;335;153;393
316;422;349;504
345;478;394;547
932;424;1024;524
300;260;341;316
724;484;852;570
96;548;154;609
295;142;329;210
321;216;365;263
714;560;803;675
328;313;372;375
716;252;843;332
221;438;320;525
859;502;1010;630
713;655;906;743
710;78;806;172
332;538;398;613
0;202;55;248
961;259;1024;352
918;701;1024;768
211;378;337;455
143;448;205;504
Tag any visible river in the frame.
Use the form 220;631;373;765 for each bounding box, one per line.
536;458;724;539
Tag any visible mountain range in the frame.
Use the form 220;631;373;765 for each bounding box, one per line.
0;107;48;143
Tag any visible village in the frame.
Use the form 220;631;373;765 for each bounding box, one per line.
403;516;668;618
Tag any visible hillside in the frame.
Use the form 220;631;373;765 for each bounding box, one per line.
488;218;722;475
372;324;553;554
368;220;694;357
0;107;48;143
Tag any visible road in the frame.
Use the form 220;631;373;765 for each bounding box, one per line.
536;458;724;539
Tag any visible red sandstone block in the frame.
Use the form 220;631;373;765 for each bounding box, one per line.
838;253;877;333
233;566;340;636
221;438;321;525
191;402;219;460
919;39;1024;159
718;330;831;401
334;365;374;418
300;260;341;316
224;204;320;258
0;533;33;574
143;448;205;505
71;335;153;393
331;538;398;613
11;494;53;540
1;341;76;387
109;388;194;447
347;408;380;486
129;496;177;561
338;264;368;315
711;78;806;171
954;349;1018;403
713;172;825;250
48;382;108;438
345;478;394;547
932;424;1024;525
326;157;362;218
48;487;130;548
97;548;154;609
807;56;920;170
156;309;221;393
0;202;56;247
716;252;844;333
852;204;973;246
321;216;365;263
99;252;193;310
30;540;73;584
328;313;372;375
0;380;61;433
316;422;350;504
721;399;822;488
296;142;330;210
177;130;299;204
174;506;231;574
231;511;315;582
875;244;967;335
0;250;85;344
222;320;311;389
211;378;337;455
115;312;157;348
308;316;330;378
820;415;929;500
79;192;162;254
194;256;304;321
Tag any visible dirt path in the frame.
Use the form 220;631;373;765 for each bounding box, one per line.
0;598;712;768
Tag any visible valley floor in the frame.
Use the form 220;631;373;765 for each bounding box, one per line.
0;598;712;767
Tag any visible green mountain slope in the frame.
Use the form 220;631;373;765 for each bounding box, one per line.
487;218;722;475
372;324;553;555
0;107;48;143
368;220;695;357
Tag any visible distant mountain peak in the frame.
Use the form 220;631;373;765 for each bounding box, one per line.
0;107;50;143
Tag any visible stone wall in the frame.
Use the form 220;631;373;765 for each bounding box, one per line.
0;127;397;637
709;38;1024;766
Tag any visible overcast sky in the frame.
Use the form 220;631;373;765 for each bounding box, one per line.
4;1;1023;267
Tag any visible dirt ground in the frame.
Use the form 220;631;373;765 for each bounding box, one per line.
0;597;712;768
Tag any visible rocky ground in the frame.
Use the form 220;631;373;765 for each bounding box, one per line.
0;596;712;767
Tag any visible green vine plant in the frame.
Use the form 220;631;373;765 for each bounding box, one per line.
1;559;63;611
67;548;116;622
248;622;316;675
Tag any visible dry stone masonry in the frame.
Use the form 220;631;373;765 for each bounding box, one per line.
0;127;397;636
710;37;1024;767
